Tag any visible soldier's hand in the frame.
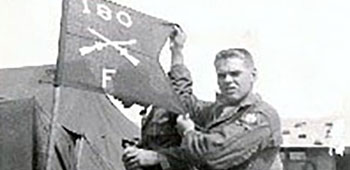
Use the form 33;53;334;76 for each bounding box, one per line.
123;148;162;169
122;146;140;170
170;25;186;50
176;113;195;136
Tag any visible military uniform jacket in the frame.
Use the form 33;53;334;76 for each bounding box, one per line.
139;107;185;170
140;107;181;150
159;64;283;170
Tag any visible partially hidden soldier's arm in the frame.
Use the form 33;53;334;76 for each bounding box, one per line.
181;111;275;170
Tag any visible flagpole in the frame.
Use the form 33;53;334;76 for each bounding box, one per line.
45;0;68;168
45;86;61;170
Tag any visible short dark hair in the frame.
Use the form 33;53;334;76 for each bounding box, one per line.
214;48;255;69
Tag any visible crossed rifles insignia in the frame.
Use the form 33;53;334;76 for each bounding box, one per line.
79;27;140;67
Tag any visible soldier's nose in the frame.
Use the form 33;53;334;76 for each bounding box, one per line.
224;75;234;82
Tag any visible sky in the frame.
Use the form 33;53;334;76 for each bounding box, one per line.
1;0;350;129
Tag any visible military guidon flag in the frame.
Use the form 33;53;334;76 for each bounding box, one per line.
55;0;185;114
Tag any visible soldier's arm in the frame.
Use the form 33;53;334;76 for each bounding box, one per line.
178;109;280;170
168;26;210;119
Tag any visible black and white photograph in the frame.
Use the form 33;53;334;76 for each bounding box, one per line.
1;0;350;169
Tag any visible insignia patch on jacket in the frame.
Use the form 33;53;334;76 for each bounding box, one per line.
242;113;258;124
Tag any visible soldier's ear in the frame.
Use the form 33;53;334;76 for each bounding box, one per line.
251;67;257;82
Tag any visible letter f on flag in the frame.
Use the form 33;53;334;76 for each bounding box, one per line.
102;68;116;89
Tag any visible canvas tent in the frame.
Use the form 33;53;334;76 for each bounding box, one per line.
0;97;49;170
0;65;140;170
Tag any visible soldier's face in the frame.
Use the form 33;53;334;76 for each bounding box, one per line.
215;57;256;104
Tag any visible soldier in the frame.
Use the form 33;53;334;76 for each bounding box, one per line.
123;27;283;170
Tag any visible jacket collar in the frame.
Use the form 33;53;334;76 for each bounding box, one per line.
205;92;260;129
215;92;259;108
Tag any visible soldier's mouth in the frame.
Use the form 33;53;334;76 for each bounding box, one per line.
224;87;237;94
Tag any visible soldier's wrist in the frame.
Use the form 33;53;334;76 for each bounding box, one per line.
183;128;195;136
170;42;184;51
